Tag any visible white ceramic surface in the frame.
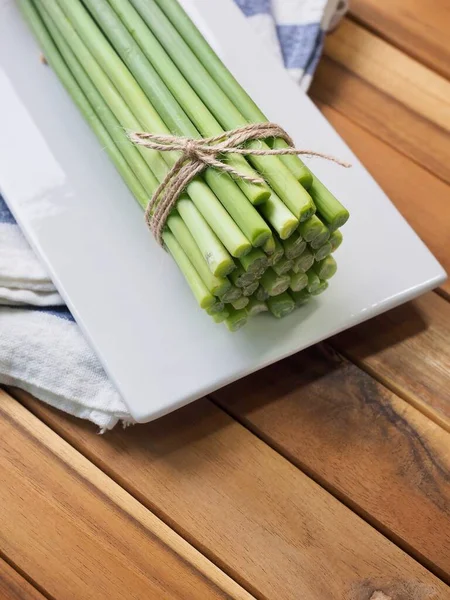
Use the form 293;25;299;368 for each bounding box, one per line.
0;0;446;422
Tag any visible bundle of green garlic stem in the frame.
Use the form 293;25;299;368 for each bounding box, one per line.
20;0;349;332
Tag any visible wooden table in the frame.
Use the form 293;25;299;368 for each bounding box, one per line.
1;3;449;598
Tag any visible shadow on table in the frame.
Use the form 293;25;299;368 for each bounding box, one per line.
332;299;428;360
17;298;428;426
12;300;429;475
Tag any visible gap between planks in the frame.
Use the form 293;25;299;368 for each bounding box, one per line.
313;17;450;425
208;389;447;585
6;278;450;589
10;387;450;598
313;96;450;296
0;553;50;600
0;391;255;600
311;18;450;296
436;288;450;303
323;19;450;135
311;17;450;194
332;315;450;434
348;0;450;81
210;342;450;583
313;54;450;189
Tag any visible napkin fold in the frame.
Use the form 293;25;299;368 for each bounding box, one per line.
235;0;348;90
0;0;347;429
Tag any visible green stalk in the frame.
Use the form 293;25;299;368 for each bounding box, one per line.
311;280;329;296
38;8;159;203
130;0;316;221
220;286;242;304
77;0;271;246
242;281;259;297
108;0;271;206
151;0;313;188
298;215;327;242
25;1;233;311
254;265;267;279
330;230;343;253
26;0;340;320
297;239;307;258
267;293;295;319
230;266;256;289
48;0;253;257
266;254;277;268
38;0;170;183
258;191;298;239
231;296;250;310
212;310;230;324
267;237;284;267
263;236;276;255
206;302;225;315
290;271;309;292
271;140;313;188
292;247;315;273
23;1;151;210
154;0;350;226
291;289;312;307
163;231;215;309
273;256;293;276
314;256;338;280
306;269;321;294
240;249;268;275
225;308;248;332
282;232;306;260
309;177;349;232
176;198;234;277
310;224;331;249
312;241;333;261
246;298;268;317
260;269;290;296
245;152;315;222
42;0;250;265
120;0;300;236
167;212;231;295
253;265;267;279
127;0;302;237
256;285;270;302
182;189;251;258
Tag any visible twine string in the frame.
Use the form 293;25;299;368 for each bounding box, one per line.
128;123;351;245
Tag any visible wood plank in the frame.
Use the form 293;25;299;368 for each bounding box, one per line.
211;345;450;583
0;558;47;600
350;0;450;80
14;390;449;599
0;391;254;600
323;20;450;134
311;37;450;186
315;102;450;296
333;293;450;430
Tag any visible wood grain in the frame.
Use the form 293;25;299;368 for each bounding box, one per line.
315;102;450;295
333;293;450;429
0;391;254;600
311;39;450;186
324;20;450;134
350;0;450;80
0;558;46;600
211;345;450;582
14;390;449;600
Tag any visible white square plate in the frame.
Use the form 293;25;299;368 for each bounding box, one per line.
0;0;446;422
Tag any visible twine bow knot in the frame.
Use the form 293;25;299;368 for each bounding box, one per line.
128;123;350;244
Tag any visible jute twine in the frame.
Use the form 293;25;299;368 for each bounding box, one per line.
128;123;351;245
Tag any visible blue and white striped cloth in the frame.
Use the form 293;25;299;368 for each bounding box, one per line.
235;0;347;90
0;0;347;429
